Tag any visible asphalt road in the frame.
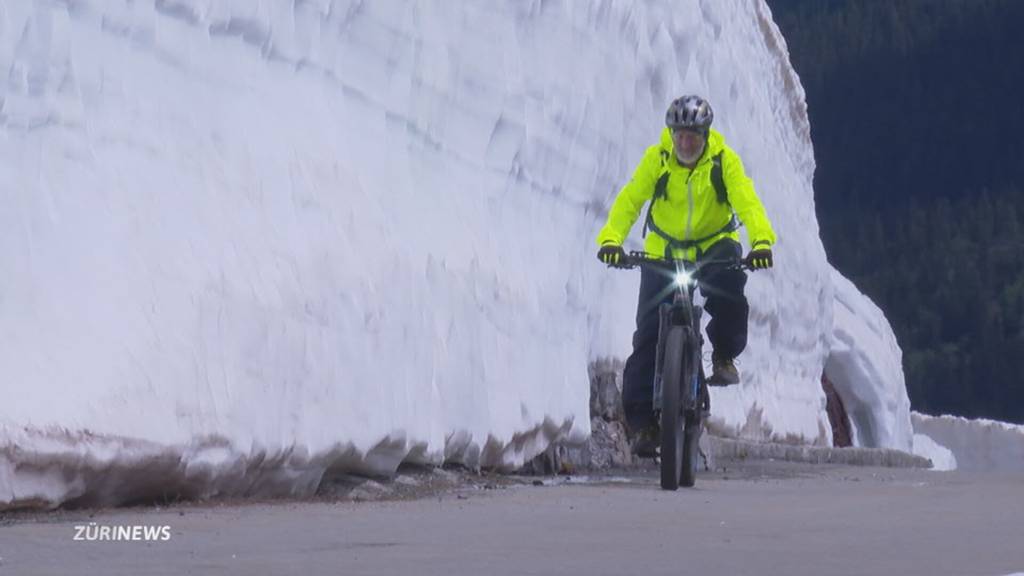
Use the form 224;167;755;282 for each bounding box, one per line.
2;462;1023;576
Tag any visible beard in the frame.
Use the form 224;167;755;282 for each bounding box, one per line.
675;143;704;165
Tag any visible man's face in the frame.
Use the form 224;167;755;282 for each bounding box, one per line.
672;128;706;165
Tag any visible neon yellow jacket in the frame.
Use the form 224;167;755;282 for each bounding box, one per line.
596;128;776;260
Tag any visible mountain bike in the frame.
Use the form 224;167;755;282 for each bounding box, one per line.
615;251;751;489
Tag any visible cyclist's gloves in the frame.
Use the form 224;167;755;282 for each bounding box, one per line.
747;246;774;269
597;243;626;267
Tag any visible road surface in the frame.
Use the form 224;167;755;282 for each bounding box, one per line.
2;461;1022;576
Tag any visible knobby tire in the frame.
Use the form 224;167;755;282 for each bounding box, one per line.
660;326;686;490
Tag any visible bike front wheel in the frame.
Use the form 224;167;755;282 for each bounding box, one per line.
680;330;705;488
659;326;688;491
680;411;702;487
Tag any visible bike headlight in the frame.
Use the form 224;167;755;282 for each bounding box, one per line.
674;270;693;287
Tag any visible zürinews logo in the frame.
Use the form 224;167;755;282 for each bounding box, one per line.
73;523;172;542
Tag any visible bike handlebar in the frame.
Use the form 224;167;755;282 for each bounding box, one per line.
612;251;753;272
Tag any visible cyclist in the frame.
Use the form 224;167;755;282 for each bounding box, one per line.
596;95;776;449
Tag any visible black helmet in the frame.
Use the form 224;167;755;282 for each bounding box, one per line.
665;95;714;134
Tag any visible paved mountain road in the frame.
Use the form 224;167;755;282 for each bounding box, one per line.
2;462;1022;576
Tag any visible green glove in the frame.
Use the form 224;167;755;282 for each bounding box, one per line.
747;246;773;269
597;244;626;266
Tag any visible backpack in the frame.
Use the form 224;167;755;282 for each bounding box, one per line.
641;150;740;257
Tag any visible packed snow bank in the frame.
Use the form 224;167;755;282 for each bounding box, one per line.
2;0;604;508
912;413;1024;472
823;271;914;451
912;433;957;471
1;0;906;508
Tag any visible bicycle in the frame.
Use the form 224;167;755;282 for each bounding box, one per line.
611;251;751;490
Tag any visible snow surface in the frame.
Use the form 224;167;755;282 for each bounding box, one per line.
912;412;1024;473
824;270;914;451
911;433;957;472
1;0;912;508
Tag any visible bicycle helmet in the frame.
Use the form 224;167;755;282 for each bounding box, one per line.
665;95;714;134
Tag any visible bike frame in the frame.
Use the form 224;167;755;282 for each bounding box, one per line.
651;260;704;416
614;251;749;489
621;252;748;409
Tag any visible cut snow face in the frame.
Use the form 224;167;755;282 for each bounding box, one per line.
1;0;909;508
912;433;957;472
913;413;1024;473
824;271;914;452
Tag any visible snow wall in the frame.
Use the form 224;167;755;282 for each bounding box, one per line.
825;271;913;452
1;0;910;509
913;413;1024;473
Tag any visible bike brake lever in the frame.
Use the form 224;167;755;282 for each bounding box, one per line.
605;260;634;270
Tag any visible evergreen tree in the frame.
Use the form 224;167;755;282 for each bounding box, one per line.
769;0;1024;423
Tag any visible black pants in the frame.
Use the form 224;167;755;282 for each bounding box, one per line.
622;239;748;432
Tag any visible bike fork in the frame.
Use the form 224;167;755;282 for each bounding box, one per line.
652;303;669;413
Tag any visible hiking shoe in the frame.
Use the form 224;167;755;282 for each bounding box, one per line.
631;425;660;458
708;354;740;386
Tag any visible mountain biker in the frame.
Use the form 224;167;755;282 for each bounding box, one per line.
595;95;776;449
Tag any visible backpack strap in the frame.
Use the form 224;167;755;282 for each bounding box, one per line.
647;214;741;259
711;151;728;205
641;150;671;238
642;149;738;252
